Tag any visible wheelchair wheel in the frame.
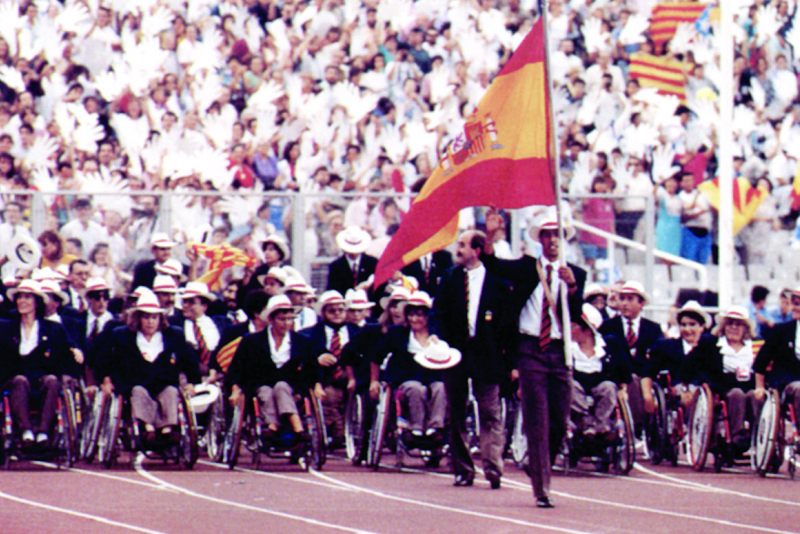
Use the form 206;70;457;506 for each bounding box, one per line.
687;384;714;472
647;383;668;466
98;394;123;469
465;393;480;455
307;389;327;471
206;395;226;463
752;389;781;476
80;393;105;462
612;390;636;475
59;389;78;468
224;400;244;469
178;393;198;469
344;392;365;465
367;383;391;470
509;399;528;469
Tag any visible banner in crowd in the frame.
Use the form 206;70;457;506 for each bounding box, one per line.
649;1;710;45
698;177;767;234
628;52;688;102
191;242;258;291
373;18;556;286
791;162;800;211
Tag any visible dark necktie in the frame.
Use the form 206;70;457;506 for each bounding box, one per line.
539;265;552;352
330;328;343;379
89;318;100;340
194;321;210;365
464;268;470;328
626;318;638;350
352;261;359;288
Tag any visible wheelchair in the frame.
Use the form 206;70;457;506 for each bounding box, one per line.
686;383;752;472
464;378;509;457
752;388;800;477
344;388;372;465
559;389;635;475
78;381;105;462
646;373;687;467
365;382;446;471
95;389;199;469
187;383;226;462
1;380;78;469
222;387;326;471
507;393;528;469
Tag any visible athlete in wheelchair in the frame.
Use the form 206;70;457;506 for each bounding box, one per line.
367;291;455;469
680;306;761;472
0;280;76;468
752;286;800;476
643;300;711;465
95;289;200;468
562;304;635;474
224;295;326;470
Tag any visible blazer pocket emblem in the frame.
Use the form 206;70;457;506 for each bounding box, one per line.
170;353;177;365
485;311;493;322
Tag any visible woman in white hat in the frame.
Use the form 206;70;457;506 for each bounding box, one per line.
2;280;72;445
97;290;200;444
226;295;319;442
369;291;447;447
680;305;761;454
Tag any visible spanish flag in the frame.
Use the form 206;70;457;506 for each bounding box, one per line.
629;52;687;102
649;1;710;46
373;19;556;286
698;177;767;235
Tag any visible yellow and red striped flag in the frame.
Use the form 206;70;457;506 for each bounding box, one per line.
190;242;258;291
698;177;767;235
373;18;556;286
790;162;800;211
649;2;710;46
629;52;687;102
215;336;243;373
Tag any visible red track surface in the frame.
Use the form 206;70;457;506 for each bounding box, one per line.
2;451;800;534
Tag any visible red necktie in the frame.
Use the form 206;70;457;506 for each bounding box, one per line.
194;321;210;365
330;329;341;359
626;319;637;350
352;261;359;288
77;296;85;313
424;257;431;285
464;268;470;326
89;319;99;340
539;265;552;352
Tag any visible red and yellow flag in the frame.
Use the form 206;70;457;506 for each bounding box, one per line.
629;52;687;102
649;1;710;46
373;19;556;286
790;162;800;211
190;242;258;291
216;336;243;373
698;177;767;235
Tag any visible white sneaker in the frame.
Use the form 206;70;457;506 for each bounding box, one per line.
22;430;34;443
36;432;48;444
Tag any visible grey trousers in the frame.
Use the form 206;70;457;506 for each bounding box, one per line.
131;385;179;428
397;380;446;431
6;374;60;434
571;379;618;434
518;338;571;500
256;381;298;426
322;385;346;438
725;388;761;438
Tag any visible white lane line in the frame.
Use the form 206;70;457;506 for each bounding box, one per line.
197;459;353;491
0;489;169;534
31;461;175;492
632;462;800;507
308;468;599;534
134;454;378;534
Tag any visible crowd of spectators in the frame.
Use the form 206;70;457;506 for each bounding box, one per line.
0;0;794;296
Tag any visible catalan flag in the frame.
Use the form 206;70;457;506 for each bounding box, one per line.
373;19;556;286
650;1;710;46
698;177;767;235
191;242;258;291
790;162;800;211
629;52;687;102
215;336;243;373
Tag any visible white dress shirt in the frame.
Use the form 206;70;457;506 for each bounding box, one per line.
269;328;291;368
184;315;221;352
137;332;164;363
466;264;486;338
519;257;562;339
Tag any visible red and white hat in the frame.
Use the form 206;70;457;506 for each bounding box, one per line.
7;279;45;299
676;300;712;329
54;264;70;281
40;279;70;305
579;303;604;333
406;290;433;309
152;275;178;294
261;295;295;320
714;305;756;338
133;288;166;314
85;277;111;293
155;258;186;280
529;212;576;242
345;289;375;310
379;286;411;310
413;339;462;370
284;277;314;294
618;281;649;304
257;267;287;288
259;234;291;261
316;290;345;314
182;281;216;301
31;267;58;282
150;232;177;249
336;226;372;254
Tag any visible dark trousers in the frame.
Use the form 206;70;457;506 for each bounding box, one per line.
518;337;571;500
6;374;60;434
446;361;504;479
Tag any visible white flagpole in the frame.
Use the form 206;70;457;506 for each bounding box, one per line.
540;0;573;365
718;2;734;310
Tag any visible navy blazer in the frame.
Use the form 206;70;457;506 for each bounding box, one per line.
648;337;693;383
599;315;663;377
299;321;360;387
481;253;586;351
401;250;453;296
754;320;800;388
2;318;74;382
680;335;755;394
433;265;512;382
572;334;632;391
341;322;383;386
99;325;200;397
326;253;378;296
225;329;319;397
372;326;443;387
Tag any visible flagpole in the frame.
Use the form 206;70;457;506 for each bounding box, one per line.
718;1;733;310
540;0;573;365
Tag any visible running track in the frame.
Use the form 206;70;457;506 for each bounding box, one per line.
2;451;799;534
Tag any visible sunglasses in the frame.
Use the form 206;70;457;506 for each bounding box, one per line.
88;291;110;301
